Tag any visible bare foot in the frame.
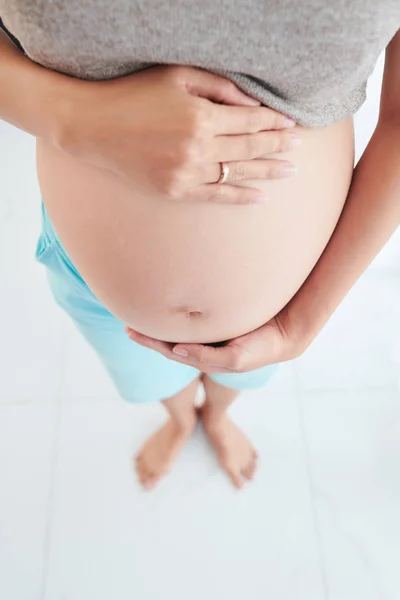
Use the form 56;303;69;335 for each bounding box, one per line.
135;417;196;490
202;408;258;489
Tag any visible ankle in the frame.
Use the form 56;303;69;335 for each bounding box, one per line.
201;404;226;428
169;409;197;432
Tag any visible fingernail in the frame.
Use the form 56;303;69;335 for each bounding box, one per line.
282;117;296;128
173;346;188;357
289;134;302;148
280;164;297;177
253;196;268;204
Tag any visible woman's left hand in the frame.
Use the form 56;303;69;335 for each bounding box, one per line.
125;305;309;374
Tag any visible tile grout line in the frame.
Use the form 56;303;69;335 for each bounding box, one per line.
294;385;398;396
295;390;331;600
1;385;396;408
40;321;68;600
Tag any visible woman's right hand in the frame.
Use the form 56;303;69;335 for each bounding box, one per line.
56;65;299;204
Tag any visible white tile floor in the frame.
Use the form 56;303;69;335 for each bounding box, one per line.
1;55;400;600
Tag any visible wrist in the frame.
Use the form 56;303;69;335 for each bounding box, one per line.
25;63;78;146
50;76;95;157
283;284;331;352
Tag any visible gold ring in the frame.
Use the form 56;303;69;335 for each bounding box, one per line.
217;162;229;184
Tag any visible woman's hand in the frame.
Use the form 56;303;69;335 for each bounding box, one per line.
125;304;309;374
56;65;298;205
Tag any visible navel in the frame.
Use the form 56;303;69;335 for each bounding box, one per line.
172;305;205;319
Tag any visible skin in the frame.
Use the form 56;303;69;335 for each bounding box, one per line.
126;33;400;488
128;31;400;375
36;115;354;489
135;375;255;490
36;117;354;345
4;26;398;488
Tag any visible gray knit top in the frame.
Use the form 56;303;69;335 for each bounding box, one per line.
1;0;399;127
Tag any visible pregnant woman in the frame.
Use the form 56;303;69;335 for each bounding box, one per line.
1;2;399;490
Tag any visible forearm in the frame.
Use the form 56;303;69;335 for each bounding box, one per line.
0;29;72;142
288;120;400;345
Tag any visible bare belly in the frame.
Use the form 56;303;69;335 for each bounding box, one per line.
36;118;355;343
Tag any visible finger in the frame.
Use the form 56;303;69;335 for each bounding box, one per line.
212;130;301;162
210;104;296;135
127;329;234;373
187;183;267;205
127;329;174;357
182;67;262;106
203;158;297;185
180;322;282;370
172;342;249;371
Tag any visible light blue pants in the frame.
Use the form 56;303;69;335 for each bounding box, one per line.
36;202;279;403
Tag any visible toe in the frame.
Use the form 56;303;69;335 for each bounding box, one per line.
135;455;145;471
137;462;149;483
242;458;257;480
135;453;144;467
138;471;147;486
135;462;143;479
228;468;244;489
143;474;159;491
